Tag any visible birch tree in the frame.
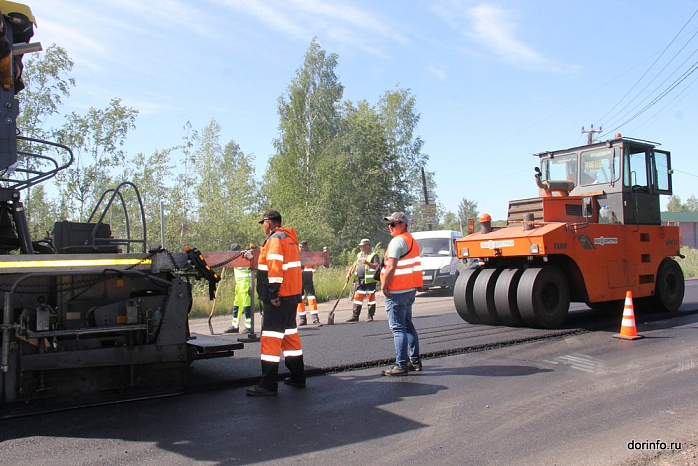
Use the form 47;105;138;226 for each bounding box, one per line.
265;38;343;239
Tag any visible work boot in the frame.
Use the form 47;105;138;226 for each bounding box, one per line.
299;315;307;326
246;385;277;397
312;315;322;326
346;304;361;322
366;315;374;322
283;377;306;388
382;365;408;376
224;326;239;334
408;360;423;372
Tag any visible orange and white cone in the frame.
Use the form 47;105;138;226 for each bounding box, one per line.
614;291;644;340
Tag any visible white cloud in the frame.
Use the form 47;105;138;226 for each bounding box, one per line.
215;0;406;55
430;1;579;74
215;0;308;39
467;4;546;67
288;0;409;44
428;63;448;81
326;26;386;57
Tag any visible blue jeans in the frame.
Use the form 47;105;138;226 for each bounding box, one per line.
385;290;419;368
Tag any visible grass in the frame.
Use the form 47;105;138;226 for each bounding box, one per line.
679;247;698;278
190;248;698;317
190;266;354;318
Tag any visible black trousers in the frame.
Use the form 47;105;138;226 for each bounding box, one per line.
259;297;305;391
301;271;315;295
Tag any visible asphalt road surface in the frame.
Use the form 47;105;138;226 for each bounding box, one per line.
1;282;698;465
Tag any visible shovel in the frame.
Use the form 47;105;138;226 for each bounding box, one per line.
327;278;351;325
208;268;226;335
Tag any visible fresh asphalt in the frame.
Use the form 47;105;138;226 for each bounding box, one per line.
187;283;698;392
1;282;697;466
187;290;584;391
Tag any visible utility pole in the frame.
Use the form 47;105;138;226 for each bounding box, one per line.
581;124;602;145
420;166;434;231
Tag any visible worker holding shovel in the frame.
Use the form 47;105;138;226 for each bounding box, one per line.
345;238;380;323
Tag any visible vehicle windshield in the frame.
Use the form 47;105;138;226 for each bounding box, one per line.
541;153;578;185
581;148;616;185
416;238;451;257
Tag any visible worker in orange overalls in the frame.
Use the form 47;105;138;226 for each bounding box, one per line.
247;209;306;396
297;240;321;326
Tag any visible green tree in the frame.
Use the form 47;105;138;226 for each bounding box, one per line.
377;87;428;213
26;184;59;239
458;197;479;232
440;211;461;232
321;100;393;250
121;147;176;250
666;195;683;212
55;98;138;221
167;122;199;250
666;194;698;213
17;44;75;232
193;119;260;251
266;38;343;242
18;44;75;142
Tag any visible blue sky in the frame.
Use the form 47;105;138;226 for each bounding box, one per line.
26;0;698;220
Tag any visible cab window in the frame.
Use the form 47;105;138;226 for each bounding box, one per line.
624;148;649;190
541;153;578;185
654;150;671;193
580;148;615;185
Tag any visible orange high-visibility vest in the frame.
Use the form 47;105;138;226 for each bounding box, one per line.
381;232;422;291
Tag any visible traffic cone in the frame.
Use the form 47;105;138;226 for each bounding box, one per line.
614;291;644;340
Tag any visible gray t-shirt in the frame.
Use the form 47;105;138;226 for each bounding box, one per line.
386;236;408;259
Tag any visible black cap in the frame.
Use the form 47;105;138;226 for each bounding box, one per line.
258;209;282;224
299;240;308;246
229;243;241;251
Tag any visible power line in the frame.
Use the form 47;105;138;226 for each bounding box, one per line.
627;70;698;134
601;59;698;137
672;168;698;179
596;6;698;126
601;28;698;132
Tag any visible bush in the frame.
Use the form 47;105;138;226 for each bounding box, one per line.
679;247;698;278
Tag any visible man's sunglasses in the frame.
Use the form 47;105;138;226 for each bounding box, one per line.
388;222;402;227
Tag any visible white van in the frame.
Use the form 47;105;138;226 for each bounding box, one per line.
411;230;463;290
